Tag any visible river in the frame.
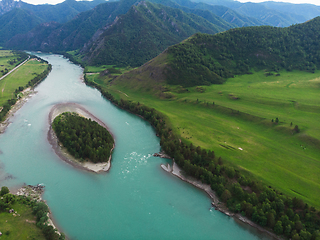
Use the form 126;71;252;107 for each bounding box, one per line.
0;54;272;239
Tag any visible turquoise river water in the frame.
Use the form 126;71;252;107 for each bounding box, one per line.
0;54;273;239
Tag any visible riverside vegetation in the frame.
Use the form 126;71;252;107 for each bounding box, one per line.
81;17;320;240
0;186;64;240
0;51;62;239
0;50;52;122
52;112;114;163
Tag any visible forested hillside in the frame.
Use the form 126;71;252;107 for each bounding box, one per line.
169;0;263;27
123;16;320;87
6;0;142;52
0;8;43;45
81;1;232;67
193;0;320;27
0;0;106;23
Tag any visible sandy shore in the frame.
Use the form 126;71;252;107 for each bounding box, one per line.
161;161;281;240
47;102;114;173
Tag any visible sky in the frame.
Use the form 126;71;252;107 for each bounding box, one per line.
20;0;320;6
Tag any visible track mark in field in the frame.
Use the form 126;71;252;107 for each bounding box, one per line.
2;81;6;96
286;82;295;88
118;90;129;97
291;189;306;197
219;144;236;150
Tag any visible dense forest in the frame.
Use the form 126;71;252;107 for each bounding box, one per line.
165;16;320;87
52;112;114;163
84;75;320;240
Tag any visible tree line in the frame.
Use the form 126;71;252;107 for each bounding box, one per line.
52;112;114;163
0;57;52;122
84;74;320;240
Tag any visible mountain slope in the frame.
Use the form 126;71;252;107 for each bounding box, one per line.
6;0;135;51
112;16;320;87
5;22;62;51
0;8;43;45
81;1;231;67
261;1;320;21
167;0;263;27
0;0;107;23
232;2;306;27
192;0;318;27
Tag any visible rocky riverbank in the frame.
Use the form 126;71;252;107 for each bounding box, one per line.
48;102;114;173
161;161;281;240
14;184;62;236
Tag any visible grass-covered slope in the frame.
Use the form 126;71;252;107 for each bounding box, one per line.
93;68;320;210
89;17;320;209
81;1;231;67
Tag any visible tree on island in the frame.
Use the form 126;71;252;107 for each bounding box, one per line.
52;112;114;163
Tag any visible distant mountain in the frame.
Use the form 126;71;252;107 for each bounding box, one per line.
81;1;232;67
19;0;108;23
112;16;320;87
6;22;62;51
191;0;320;27
0;0;107;23
7;0;234;63
6;0;135;51
163;0;263;27
0;8;43;45
228;2;306;27
0;0;21;15
261;1;320;21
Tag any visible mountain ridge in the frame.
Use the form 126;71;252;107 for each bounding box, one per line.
81;1;231;67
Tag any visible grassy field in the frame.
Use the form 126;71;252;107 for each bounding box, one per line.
0;51;19;76
89;69;320;208
0;202;46;239
0;58;48;106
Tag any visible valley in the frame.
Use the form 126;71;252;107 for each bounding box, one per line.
0;0;320;239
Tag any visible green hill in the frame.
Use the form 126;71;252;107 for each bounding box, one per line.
114;16;320;87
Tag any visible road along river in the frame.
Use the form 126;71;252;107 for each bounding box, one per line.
0;53;273;239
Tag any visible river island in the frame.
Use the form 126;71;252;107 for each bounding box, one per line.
48;103;115;173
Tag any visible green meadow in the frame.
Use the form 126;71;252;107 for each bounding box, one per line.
0;202;46;239
0;59;48;106
0;51;18;75
89;70;320;208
